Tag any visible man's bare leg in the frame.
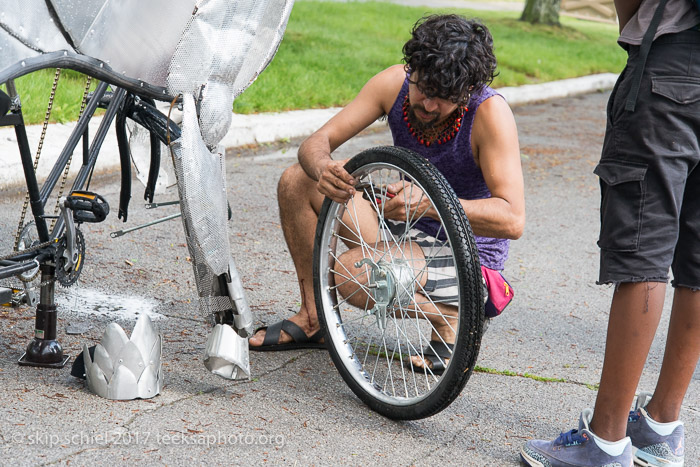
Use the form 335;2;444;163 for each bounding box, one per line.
646;287;700;423
334;244;457;370
590;282;666;441
408;298;458;370
249;164;326;346
250;164;379;346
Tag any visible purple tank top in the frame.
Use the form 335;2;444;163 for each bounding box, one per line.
387;77;509;270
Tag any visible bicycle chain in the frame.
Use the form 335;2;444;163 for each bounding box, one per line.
13;71;93;248
1;224;55;291
1;277;58;305
14;222;41;282
0;238;55;263
1;254;57;305
14;68;62;250
8;72;94;289
4;73;93;300
9;68;60;285
0;234;78;299
0;231;87;287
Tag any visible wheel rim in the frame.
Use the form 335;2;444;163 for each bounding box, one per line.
317;161;464;407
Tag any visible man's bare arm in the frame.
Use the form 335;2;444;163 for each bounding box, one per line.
298;65;405;203
464;95;525;239
615;0;643;32
298;135;357;202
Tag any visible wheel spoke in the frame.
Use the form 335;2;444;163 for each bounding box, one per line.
315;149;483;419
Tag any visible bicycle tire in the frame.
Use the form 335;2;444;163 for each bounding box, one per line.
313;146;485;420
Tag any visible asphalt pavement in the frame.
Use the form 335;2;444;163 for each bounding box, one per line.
0;90;698;466
0;74;618;189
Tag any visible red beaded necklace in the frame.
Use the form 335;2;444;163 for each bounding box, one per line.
402;93;467;147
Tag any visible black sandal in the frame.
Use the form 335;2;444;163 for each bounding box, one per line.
249;319;326;352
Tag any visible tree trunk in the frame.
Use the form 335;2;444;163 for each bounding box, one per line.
520;0;561;25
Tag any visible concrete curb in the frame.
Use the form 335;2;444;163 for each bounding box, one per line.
496;73;618;106
0;73;618;189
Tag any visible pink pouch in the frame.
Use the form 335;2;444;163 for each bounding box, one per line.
481;266;514;318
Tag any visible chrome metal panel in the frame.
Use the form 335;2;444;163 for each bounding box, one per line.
46;0;106;46
0;36;40;74
0;0;72;70
231;0;294;98
172;94;230;276
2;0;293;97
167;0;294;145
50;0;196;86
204;324;250;380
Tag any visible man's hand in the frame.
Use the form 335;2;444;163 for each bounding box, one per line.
382;182;437;221
316;158;356;204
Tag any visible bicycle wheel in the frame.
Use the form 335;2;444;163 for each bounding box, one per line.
313;146;485;420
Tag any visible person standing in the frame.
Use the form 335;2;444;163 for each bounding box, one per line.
522;1;700;466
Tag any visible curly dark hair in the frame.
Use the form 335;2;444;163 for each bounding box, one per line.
402;15;498;104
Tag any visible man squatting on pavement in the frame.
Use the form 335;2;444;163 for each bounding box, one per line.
522;0;700;466
249;13;525;373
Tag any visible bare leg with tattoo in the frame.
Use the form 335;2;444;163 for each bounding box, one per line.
250;164;379;347
590;282;700;440
249;164;326;347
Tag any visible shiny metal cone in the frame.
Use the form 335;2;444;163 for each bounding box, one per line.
84;315;163;400
203;324;250;380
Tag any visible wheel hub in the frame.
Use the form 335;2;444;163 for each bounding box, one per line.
355;257;415;330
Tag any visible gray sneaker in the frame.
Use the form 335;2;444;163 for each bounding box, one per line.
627;392;684;467
521;408;633;467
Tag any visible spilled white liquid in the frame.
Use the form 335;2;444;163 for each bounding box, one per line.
56;287;165;321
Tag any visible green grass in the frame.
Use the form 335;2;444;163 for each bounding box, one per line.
475;365;568;383
6;69;102;124
234;1;625;113
475;365;600;390
7;0;625;123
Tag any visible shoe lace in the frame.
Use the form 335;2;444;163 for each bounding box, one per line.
556;429;586;446
628;409;640;423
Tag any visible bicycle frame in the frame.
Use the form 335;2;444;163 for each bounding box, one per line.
0;0;294;380
0;66;181;368
0;78;180;279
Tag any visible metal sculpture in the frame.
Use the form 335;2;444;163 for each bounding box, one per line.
0;0;295;380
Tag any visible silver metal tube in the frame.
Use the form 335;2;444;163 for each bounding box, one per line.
110;213;181;238
39;268;54;305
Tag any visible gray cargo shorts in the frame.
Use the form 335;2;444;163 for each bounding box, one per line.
597;29;700;288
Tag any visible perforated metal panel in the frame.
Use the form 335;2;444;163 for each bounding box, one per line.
49;0;195;86
167;0;293;146
172;94;230;276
